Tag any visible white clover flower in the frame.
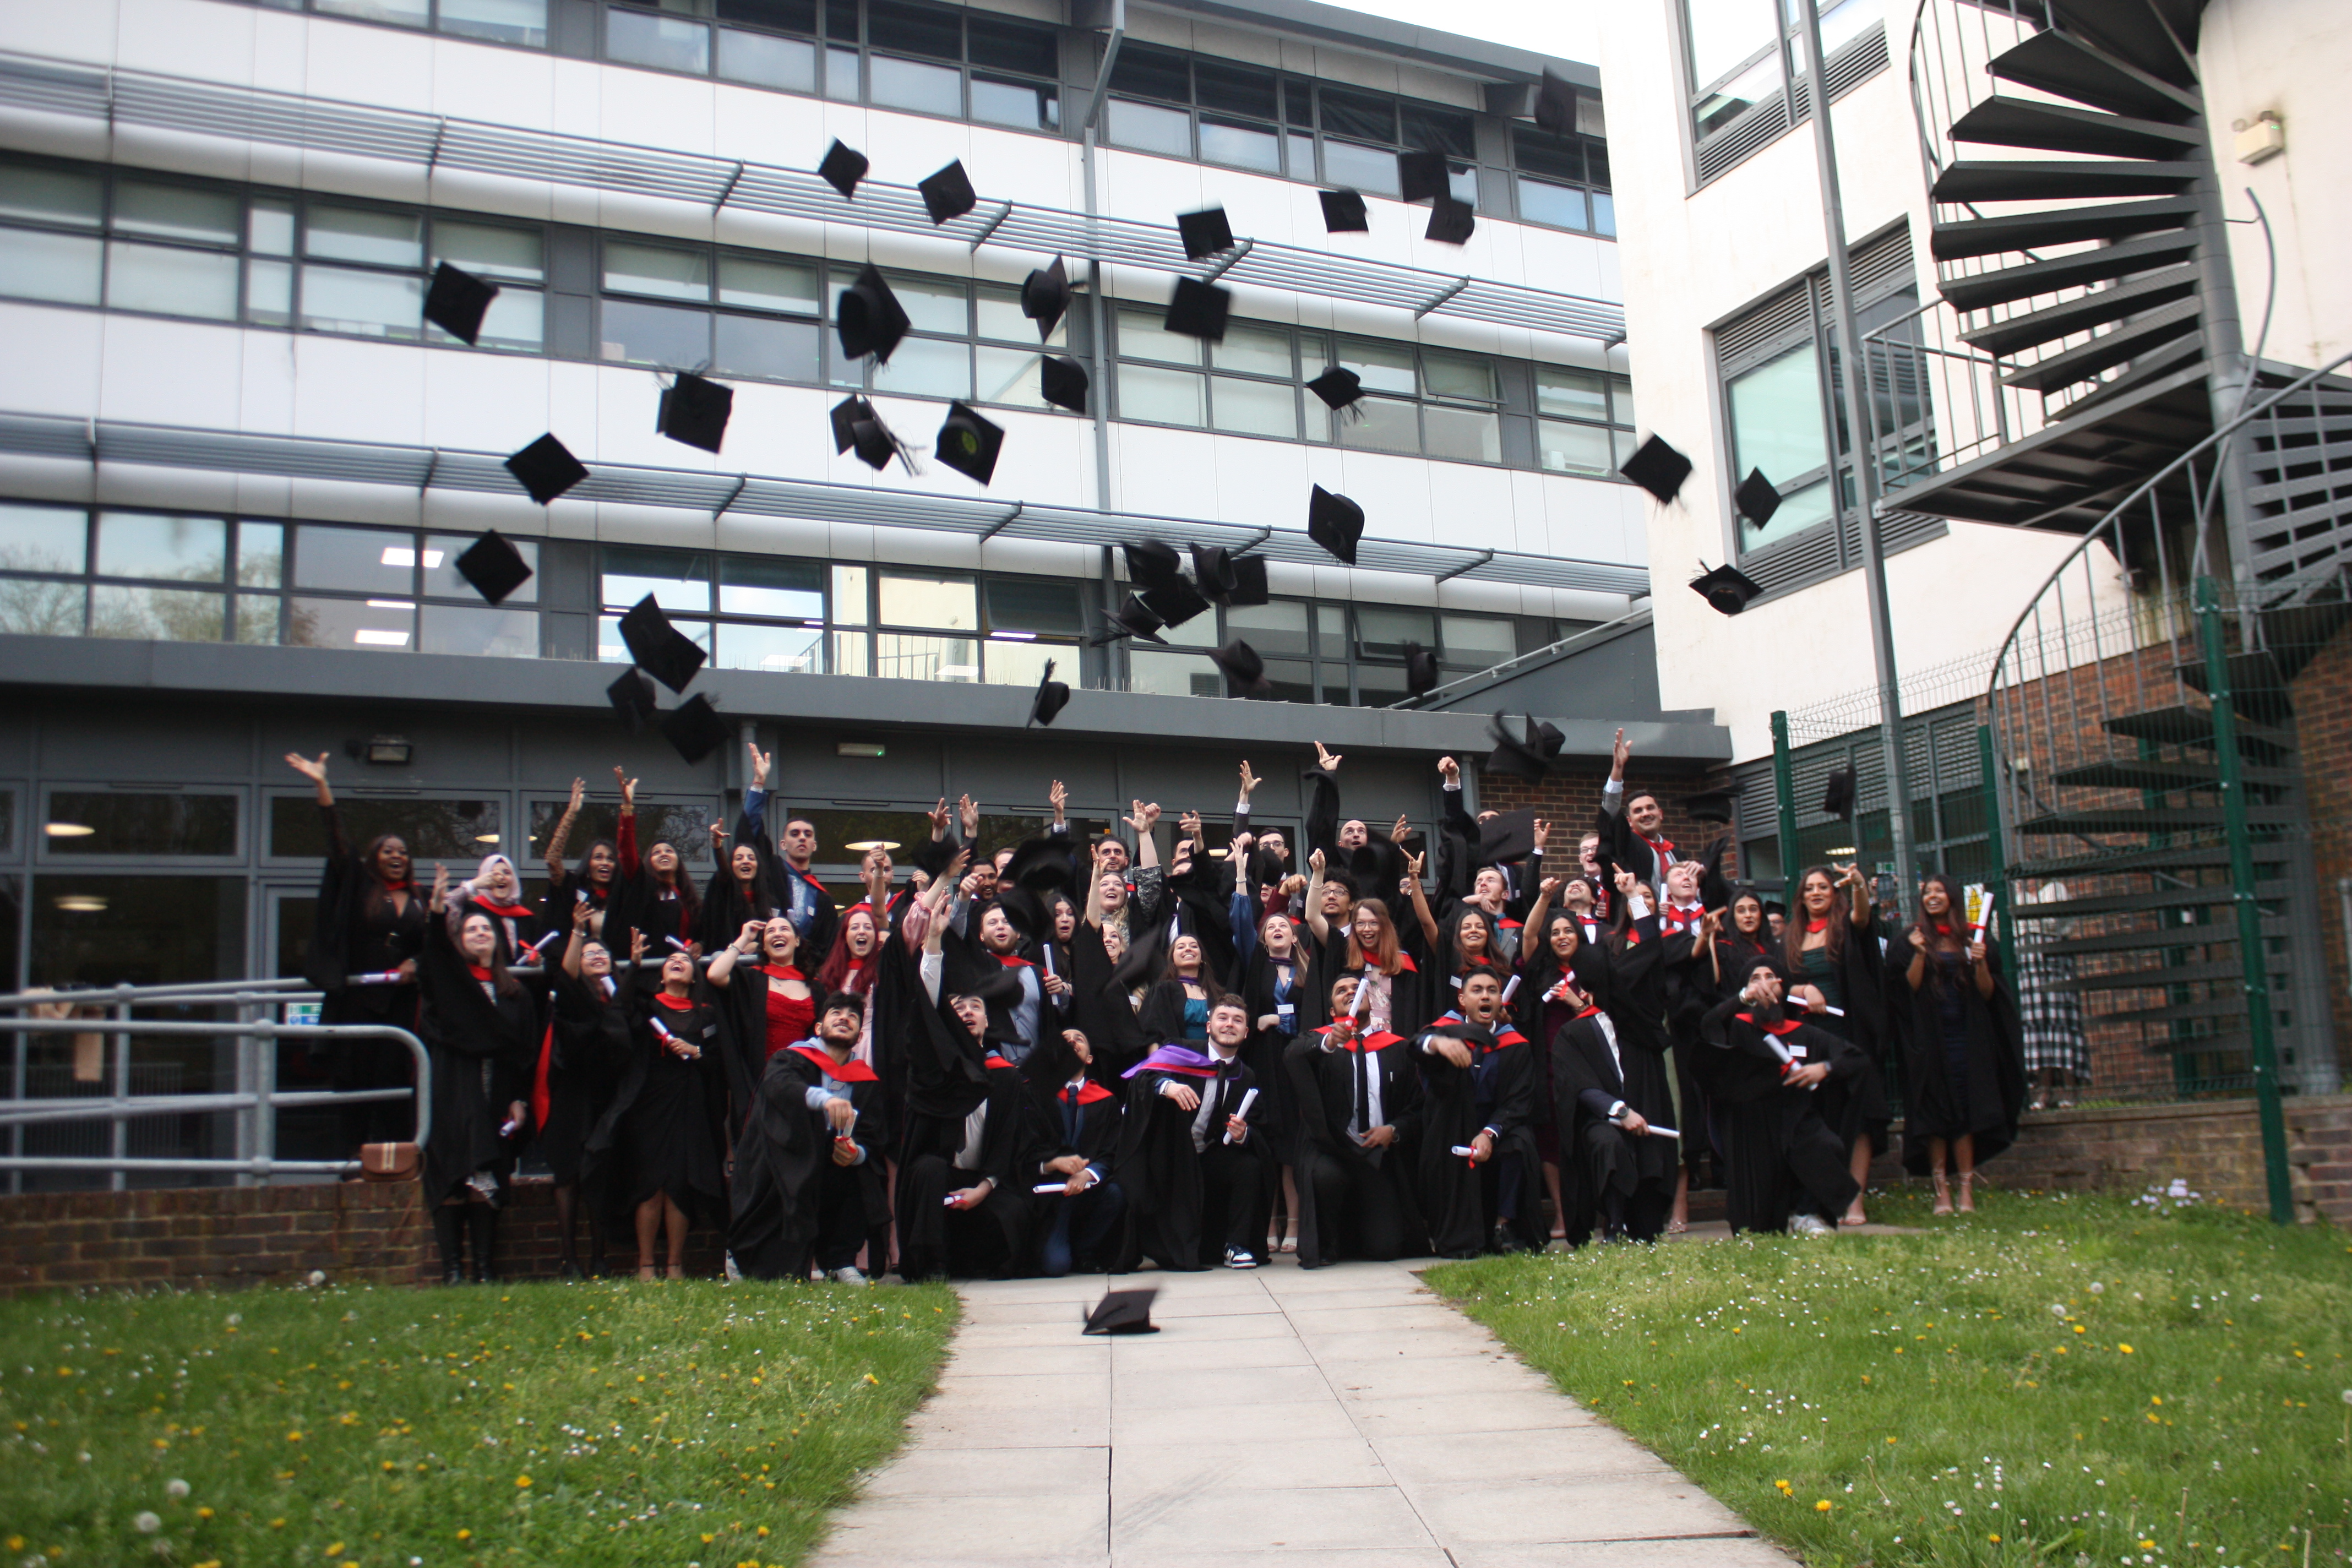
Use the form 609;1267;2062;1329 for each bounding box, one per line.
165;1478;189;1499
2088;1282;2104;1294
133;1511;161;1533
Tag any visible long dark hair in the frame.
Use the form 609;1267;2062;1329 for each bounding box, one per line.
358;834;413;922
644;839;703;934
1783;864;1849;969
573;837;618;900
454;908;522;998
1910;873;1984;990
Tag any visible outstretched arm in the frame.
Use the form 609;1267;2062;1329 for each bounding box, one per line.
1303;850;1330;943
1401;852;1437;947
546;776;585;884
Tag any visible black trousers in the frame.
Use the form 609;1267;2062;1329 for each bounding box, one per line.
1198;1141;1267;1260
897;1153;1033;1280
1303;1148;1412;1262
808;1161;869;1273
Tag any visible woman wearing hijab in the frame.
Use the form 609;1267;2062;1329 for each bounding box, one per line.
1783;862;1892;1227
1897;874;2027;1213
541;776;619;943
456;851;543;966
586;932;727;1280
542;895;632;1277
608;765;701;969
285;752;428;1155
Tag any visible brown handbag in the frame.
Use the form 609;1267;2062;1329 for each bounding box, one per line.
360;1142;420;1182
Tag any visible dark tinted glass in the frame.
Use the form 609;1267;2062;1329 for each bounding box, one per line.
966;14;1058;77
795;808;934;869
1515;129;1585;183
269;796;504;861
45;792;238;857
1318;87;1396;143
865;0;959;58
1587;140;1611;187
987;577;1085;635
1194;61;1277;119
1401;104;1475;158
1109;42;1191;104
714;313;819;382
32;874;246;992
1283;80;1313;127
717;0;816;29
824;0;858;39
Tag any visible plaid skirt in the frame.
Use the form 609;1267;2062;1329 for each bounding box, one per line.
2014;945;2089;1077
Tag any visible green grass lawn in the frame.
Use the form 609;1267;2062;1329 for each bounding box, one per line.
0;1277;956;1568
1429;1186;2352;1568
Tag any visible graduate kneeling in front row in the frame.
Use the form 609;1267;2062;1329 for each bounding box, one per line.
1287;974;1427;1268
1118;995;1270;1271
1028;1027;1127;1277
1701;954;1863;1236
1417;967;1544;1259
782;993;890;1283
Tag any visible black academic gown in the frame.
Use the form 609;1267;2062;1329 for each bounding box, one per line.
1069;921;1151;1086
584;989;729;1232
1894;941;2027;1173
413;917;539;1208
1415;1015;1543;1257
1234;946;1308;1165
305;804;429;1145
1552;950;1680;1240
894;1013;1047;1281
1789;916;1894;1156
1115;1050;1263;1271
538;966;632;1188
1700;998;1864;1233
1285;1026;1427;1267
1521;911;1667;1246
730;1043;890;1281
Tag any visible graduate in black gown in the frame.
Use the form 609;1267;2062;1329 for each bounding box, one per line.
539;776;620;946
1228;836;1306;1256
541;897;632;1277
732;992;891;1283
1026;1026;1126;1278
1070;853;1153;1085
1549;877;1678;1242
1415;966;1543;1257
1286;973;1427;1268
607;766;703;974
1896;874;2026;1215
1117;994;1268;1271
1701;954;1864;1235
1784;863;1892;1225
586;935;727;1278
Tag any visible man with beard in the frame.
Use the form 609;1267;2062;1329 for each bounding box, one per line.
731;991;888;1282
1415;967;1541;1257
1701;955;1863;1236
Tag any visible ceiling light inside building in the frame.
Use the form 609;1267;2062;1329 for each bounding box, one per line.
53;895;107;913
45;822;95;838
842;839;902;852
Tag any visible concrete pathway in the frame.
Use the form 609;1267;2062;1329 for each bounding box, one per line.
814;1258;1794;1568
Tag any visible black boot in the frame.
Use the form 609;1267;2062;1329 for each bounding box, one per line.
466;1205;498;1284
1489;1219;1527;1255
432;1207;465;1285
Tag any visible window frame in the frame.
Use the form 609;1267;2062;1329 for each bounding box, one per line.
34;785;249;869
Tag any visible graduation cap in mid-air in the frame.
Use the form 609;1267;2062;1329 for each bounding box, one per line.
1140;575;1213;631
836;265;912;364
606;666;659;734
917;159;978;224
1684;786;1740;824
1306;366;1366;418
818;138;869;199
1534;68;1577;134
619;595;707;693
1822;767;1857;820
1027;660;1070;728
1425;195;1475;246
1190;543;1239;601
661;692;730;765
1176;205;1235;261
1474;807;1541;867
1403;640;1440;697
1734;467;1783;529
831;396;913;473
1318;188;1369;233
1091;594;1169;645
1397;149;1453;204
1224;554;1270;607
1308;485;1364;565
656;372;733;454
1040;355;1089;414
1690;562;1765;617
1022;257;1071;340
1082;1287;1160;1335
422;260;499;346
1620;434;1694;505
934;402;1004;486
1484;714;1564;783
1164;276;1231;343
504;432;588;505
1122;540;1185;593
1001;834;1077;899
1210;638;1272;696
454;530;532;606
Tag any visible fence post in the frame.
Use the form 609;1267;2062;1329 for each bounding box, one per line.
1772;711;1799;894
1976;723;2010;956
2194;575;2294;1224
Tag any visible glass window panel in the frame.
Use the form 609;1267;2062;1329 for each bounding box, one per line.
1515;131;1585;183
1610;374;1636;426
1689;0;1778;90
831;564;868;624
1538;418;1614;476
1106;97;1193;157
878;573;977;631
718;26;818;90
235;596;281;644
0;504;86;574
1422;405;1500;462
1353;661;1408;707
981;635;1060;689
825;46;860;99
248;199;295;255
602;546;712;614
422;532;536;603
1357;606;1434;657
608;9;711;72
237;522;283;589
298;264;422;339
1537;367;1608;419
1128;649;1220;699
282;596;411;651
719;620;824;673
90;585;227;642
1211;376;1297;439
883;275;967;335
1338;397;1419;455
718;554;822;618
1120;364;1205;426
867;0;961;59
870;53;964;113
598;297;711;368
303;204;420;268
1441;613;1516;665
1402;104;1476;159
315;0;428;22
1310;602;1347;663
247;258;293;325
1423;349;1496;404
1287;132;1316;179
442;286;543;352
1118;308;1202;366
0;579;85;636
1157;600;1217;649
1449;167;1479;206
1256;657;1314;704
44;792;238;857
293;525;416;595
971;74;1059;131
829;628;868;674
1338;339;1415;396
1194;61;1277;119
1745;477;1834;549
420;603;537;657
1517;177;1588;231
1590;190;1616;237
270;797;503;862
1283;80;1314;126
987;578;1084;635
717;255;818;316
1109;43;1191;104
432;221;543;284
967;14;1059;75
0;228;101;306
1613;427;1640;469
1224;600;1309;659
107;243;238;320
0;165;101;226
1320;139;1402;197
95;514;225;582
718;0;816;30
975;345;1047;410
1697;49;1783;137
1319;87;1396;143
605;241;710;301
872;335;971;400
595;614;710;663
113;181;239;246
1819;0;1886;55
714;312;819;381
977;285;1061;346
440;0;549;45
1211;324;1290;378
874;633;979;681
1729;340;1831;486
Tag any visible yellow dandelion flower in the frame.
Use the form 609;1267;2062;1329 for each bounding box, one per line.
196;1509;213;1521
1815;1500;1832;1512
2119;1343;2134;1354
758;1526;771;1538
325;1543;345;1557
516;1474;533;1488
456;1529;472;1541
1989;1533;2001;1543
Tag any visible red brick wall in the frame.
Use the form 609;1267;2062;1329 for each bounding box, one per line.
2288;617;2352;1062
1473;763;1743;881
1979;1095;2352;1223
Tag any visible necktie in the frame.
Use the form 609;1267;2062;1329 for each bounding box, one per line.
1352;1040;1370;1140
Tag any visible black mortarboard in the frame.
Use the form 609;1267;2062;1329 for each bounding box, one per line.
660;692;730;765
1210;638;1271;695
1082;1287;1160;1335
934;401;1004;486
1164;276;1231;343
1425;195;1475;246
607;666;658;733
1306;366;1365;413
1684;787;1739;824
1318;188;1369;233
504;432;587;505
1483;714;1556;783
1474;807;1539;865
1027;658;1070;728
845;405;911;473
454;530;532;606
1534;68;1576;134
1734;467;1783;529
837;265;912;364
1620;434;1694;504
422;260;499;346
1139;576;1212;631
1404;640;1440;696
618;594;707;693
1397;149;1452;203
1002;834;1077;897
1190;543;1238;601
1822;767;1856;819
1690;562;1765;617
1307;485;1364;565
1175;206;1234;261
830;393;876;455
1122;540;1185;592
1090;594;1168;645
917;159;978;224
818;138;869;199
1763;899;1787;919
1040;355;1089;415
1226;555;1270;607
656;372;733;454
1022;256;1071;340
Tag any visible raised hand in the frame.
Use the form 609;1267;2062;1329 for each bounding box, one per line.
1048;778;1067;818
1238;760;1261;796
957;793;979;841
631;928;649;962
1610;727;1630;778
284;751;329;783
1229;831;1254;861
928;798;952;838
1406;850;1425;880
1533;818;1550;853
1614;867;1640;899
1179;809;1203;841
567;776;585;812
1437;755;1459;786
1314;742;1341;774
709;821;728;852
613;767;637;811
429;863;449;913
1309;847;1326;875
571;898;594;933
1909;927;1929;952
1390;813;1411;845
747;743;771;791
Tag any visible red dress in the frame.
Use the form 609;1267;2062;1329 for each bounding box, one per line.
760;965;815;1058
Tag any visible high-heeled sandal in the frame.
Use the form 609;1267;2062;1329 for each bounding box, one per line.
1931;1171;1954;1216
1957;1172;1976;1213
666;1263;685;1280
636;1263;657;1281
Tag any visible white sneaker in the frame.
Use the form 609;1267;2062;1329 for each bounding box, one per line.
830;1266;870;1285
1787;1213;1834;1237
1223;1248;1259;1270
